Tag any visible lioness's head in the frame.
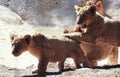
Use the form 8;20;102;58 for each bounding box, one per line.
10;34;31;57
74;5;96;33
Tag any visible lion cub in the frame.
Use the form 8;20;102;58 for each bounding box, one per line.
10;33;90;73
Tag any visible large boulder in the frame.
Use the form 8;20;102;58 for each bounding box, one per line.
0;5;35;69
0;0;83;27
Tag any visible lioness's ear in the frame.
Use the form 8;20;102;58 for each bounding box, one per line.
86;1;92;6
74;5;81;13
88;5;96;15
10;34;17;41
24;35;31;44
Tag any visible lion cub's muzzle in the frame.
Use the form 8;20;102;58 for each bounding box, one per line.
11;44;21;57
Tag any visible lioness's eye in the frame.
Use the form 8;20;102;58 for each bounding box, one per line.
82;14;86;18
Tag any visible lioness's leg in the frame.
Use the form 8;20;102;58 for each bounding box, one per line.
73;55;82;68
75;48;91;67
109;47;118;64
90;60;97;67
82;57;91;67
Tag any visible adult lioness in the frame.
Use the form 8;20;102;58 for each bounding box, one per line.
65;5;120;45
10;33;90;73
74;5;120;46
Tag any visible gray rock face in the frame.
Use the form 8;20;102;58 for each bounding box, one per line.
106;0;120;20
0;0;83;27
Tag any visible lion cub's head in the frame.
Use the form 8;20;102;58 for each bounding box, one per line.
74;5;96;33
10;34;31;57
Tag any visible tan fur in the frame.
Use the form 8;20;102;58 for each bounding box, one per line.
81;42;118;66
63;4;119;66
74;5;120;46
64;0;105;34
63;25;82;34
10;33;90;73
85;0;105;16
64;32;118;67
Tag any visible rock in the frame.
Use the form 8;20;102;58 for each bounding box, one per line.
0;5;23;25
0;0;84;27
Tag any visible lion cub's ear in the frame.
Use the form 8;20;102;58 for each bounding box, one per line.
88;5;96;15
74;5;81;14
24;35;31;44
10;34;17;41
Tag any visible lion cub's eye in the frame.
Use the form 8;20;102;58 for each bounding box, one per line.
12;43;14;46
17;44;21;47
81;14;86;18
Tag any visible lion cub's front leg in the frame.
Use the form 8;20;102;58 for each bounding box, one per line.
32;59;49;74
58;59;65;73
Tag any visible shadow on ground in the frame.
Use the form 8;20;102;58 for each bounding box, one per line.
22;64;120;77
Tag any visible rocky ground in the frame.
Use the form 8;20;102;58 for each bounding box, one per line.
0;64;120;77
